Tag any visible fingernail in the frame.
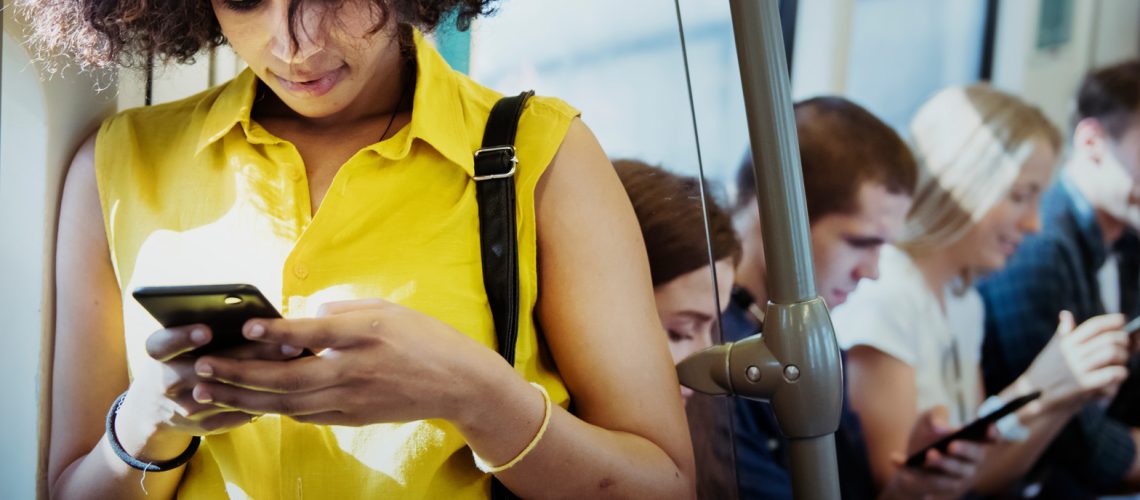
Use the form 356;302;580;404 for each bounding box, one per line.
196;362;213;377
248;323;265;339
281;344;301;356
191;328;209;345
194;387;213;403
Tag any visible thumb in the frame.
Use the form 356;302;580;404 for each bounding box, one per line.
1057;310;1076;336
923;405;951;434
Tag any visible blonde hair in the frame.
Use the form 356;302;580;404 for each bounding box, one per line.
900;84;1061;254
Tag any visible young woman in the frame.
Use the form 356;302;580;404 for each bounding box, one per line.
833;85;1131;495
612;159;740;397
33;1;695;498
613;158;740;499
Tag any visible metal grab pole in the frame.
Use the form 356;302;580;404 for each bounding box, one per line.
674;1;844;497
730;2;814;303
728;1;842;498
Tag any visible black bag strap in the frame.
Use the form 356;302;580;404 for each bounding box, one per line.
474;90;533;500
475;90;532;366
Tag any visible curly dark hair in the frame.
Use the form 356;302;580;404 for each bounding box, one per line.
16;0;497;72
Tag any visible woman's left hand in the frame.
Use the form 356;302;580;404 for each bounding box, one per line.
190;299;507;427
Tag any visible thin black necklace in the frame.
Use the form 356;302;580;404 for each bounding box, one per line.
377;60;413;144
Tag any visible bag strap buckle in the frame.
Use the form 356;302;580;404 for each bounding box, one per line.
473;146;518;181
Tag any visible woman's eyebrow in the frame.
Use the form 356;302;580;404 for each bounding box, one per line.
675;310;714;323
844;235;886;248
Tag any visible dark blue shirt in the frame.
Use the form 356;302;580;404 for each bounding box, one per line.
722;289;876;500
978;177;1140;497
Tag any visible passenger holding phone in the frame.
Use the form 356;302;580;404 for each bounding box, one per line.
978;60;1140;497
833;85;1131;496
38;0;696;498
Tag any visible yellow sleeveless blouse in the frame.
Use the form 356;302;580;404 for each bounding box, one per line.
95;33;577;499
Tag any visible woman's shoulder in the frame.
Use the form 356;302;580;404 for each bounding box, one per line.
447;72;581;185
94;77;243;193
98;81;231;147
839;248;927;311
523;94;579;122
451;73;578;126
832;248;928;363
107;79;229;125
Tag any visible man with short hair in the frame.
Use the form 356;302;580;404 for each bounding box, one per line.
978;59;1140;497
726;96;984;499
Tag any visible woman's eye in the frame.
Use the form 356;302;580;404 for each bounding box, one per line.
667;329;688;342
222;0;262;11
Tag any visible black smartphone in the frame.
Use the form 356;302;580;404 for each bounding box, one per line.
132;284;282;354
905;391;1042;468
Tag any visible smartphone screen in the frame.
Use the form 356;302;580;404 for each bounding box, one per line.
133;284;282;354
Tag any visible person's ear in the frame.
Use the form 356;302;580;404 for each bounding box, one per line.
1074;118;1108;165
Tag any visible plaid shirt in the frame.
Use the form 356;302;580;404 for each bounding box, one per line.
978;176;1140;497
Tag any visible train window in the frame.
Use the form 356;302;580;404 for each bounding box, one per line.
843;0;988;132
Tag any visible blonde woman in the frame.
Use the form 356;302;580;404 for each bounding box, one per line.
832;85;1131;495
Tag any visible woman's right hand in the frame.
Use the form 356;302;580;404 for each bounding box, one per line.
1021;311;1129;412
111;325;302;461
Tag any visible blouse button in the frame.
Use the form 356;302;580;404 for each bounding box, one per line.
292;263;309;280
287;164;304;182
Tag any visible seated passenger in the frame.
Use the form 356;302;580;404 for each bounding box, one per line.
834;85;1131;496
977;60;1140;497
613;158;741;499
726;96;987;499
612;158;740;389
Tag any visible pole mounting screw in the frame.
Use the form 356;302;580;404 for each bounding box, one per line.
783;364;801;382
745;365;762;382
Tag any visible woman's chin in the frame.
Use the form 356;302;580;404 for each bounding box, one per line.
975;253;1008;276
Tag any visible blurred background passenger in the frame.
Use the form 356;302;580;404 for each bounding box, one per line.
613;159;740;393
834;84;1132;496
727;97;987;500
613;158;740;499
978;59;1140;497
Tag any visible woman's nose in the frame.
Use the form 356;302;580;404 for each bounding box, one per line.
1019;210;1042;234
268;3;324;65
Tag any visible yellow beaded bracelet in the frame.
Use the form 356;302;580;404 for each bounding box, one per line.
473;382;552;474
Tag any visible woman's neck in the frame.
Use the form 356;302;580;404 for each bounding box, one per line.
907;247;962;311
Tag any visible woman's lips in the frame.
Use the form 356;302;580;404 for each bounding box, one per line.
274;66;346;97
998;235;1021;256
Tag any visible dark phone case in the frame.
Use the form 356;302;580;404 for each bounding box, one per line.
132;284;282;354
905;391;1041;467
